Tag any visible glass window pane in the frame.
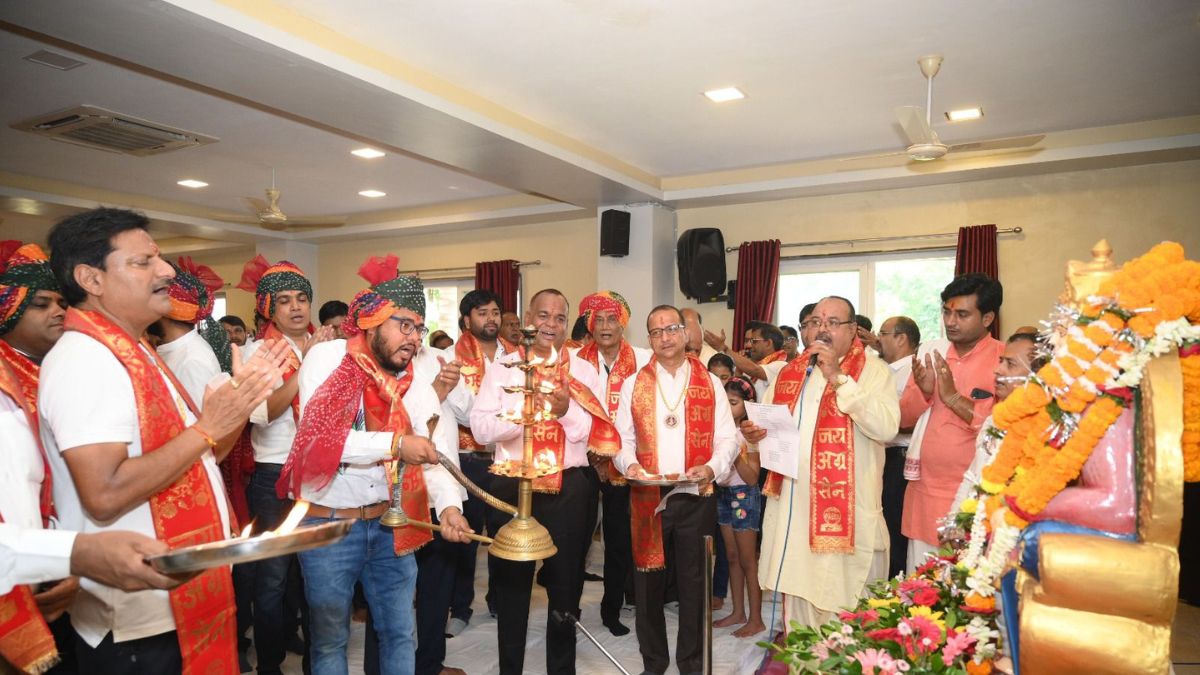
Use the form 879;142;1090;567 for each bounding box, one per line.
776;270;860;328
423;282;462;343
874;256;956;343
212;294;227;322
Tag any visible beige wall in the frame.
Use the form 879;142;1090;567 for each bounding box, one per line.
315;217;598;316
676;159;1200;334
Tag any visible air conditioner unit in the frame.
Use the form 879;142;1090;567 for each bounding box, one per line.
12;105;218;156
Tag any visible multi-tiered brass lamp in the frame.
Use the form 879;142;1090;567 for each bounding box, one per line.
383;326;559;562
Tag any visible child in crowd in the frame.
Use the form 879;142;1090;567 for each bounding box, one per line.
713;376;766;637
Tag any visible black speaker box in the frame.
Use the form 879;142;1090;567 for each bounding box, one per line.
676;228;726;300
600;209;630;257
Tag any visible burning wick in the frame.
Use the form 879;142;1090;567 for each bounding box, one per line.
239;522;254;539
266;501;310;537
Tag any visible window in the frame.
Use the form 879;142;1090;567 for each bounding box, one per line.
420;278;523;345
775;249;956;343
212;293;227;322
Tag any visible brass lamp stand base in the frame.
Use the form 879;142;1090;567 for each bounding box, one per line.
489;513;558;562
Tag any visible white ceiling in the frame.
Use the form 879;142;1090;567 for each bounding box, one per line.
276;0;1200;175
0;0;1198;246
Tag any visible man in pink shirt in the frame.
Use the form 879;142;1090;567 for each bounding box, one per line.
899;273;1005;571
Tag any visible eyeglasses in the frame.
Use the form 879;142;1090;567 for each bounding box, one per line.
744;337;769;346
877;330;903;337
784;336;799;343
389;316;430;338
648;323;686;340
800;318;854;331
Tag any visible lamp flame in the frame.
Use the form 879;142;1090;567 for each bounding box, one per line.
239;522;254;539
533;448;558;472
271;500;309;537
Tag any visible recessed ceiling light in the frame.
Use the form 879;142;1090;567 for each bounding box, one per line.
177;179;208;188
351;148;386;159
703;87;745;103
358;189;387;198
945;107;983;122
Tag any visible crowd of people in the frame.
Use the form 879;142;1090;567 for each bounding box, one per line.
0;206;1043;675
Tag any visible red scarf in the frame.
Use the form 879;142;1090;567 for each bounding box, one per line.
628;357;716;571
66;308;236;673
280;334;433;555
763;338;867;554
577;341;639;484
261;322;307;422
0;511;58;674
452;331;515;451
523;349;621;493
754;349;788;378
0;341;52;522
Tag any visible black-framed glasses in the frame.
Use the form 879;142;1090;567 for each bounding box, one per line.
744;337;769;346
800;318;854;331
648;323;686;340
877;330;903;336
389;316;430;338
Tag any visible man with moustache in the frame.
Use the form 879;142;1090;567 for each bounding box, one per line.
281;256;470;675
874;315;921;578
446;289;515;635
797;303;818;349
500;310;523;346
614;305;739;675
470;289;618;675
40;207;284;671
220;315;250;347
237;255;336;674
573;290;651;636
743;296;899;627
901;274;1004;571
704;320;789;400
780;325;800;361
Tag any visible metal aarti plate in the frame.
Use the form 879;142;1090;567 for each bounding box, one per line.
145;519;354;574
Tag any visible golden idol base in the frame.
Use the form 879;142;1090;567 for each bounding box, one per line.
489;514;558;562
489;460;556;480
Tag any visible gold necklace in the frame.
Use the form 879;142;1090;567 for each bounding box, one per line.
656;361;688;428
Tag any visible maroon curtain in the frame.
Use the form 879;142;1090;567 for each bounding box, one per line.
475;260;520;314
954;224;1000;339
732;240;781;351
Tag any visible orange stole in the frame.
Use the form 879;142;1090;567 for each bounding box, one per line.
525;351;621;493
628;357;715;571
763;338;867;554
65;308;236;674
0;517;58;675
754;349;788;376
453;331;491;451
0;341;52;521
261;322;304;422
347;335;433;556
576;341;639;484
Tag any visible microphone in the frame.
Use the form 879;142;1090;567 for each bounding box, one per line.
807;336;831;371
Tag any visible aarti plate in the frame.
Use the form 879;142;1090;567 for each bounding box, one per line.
145;519;354;574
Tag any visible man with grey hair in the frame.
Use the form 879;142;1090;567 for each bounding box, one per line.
876;315;920;577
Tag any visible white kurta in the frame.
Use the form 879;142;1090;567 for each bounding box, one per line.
757;355;899;615
156;328;221;410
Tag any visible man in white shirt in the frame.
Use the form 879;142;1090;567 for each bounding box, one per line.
704;320;790;401
744;296;899;629
469;288;616;675
280;261;469;675
235;254;335;674
40;208;284;672
574;290;651;636
446;289;515;636
876;315;921;578
614;305;739;675
154;257;229;405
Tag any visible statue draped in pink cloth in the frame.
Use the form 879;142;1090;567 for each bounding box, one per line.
1037;407;1137;534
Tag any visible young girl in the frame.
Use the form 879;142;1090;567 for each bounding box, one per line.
712;376;766;637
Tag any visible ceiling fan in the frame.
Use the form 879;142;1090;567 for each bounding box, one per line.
841;55;1045;167
216;169;345;231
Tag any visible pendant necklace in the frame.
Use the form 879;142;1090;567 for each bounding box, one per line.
656;361;689;429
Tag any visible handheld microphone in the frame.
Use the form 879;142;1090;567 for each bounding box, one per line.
807;337;831;370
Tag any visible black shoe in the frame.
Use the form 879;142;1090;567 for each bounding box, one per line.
583;572;604;582
285;632;305;655
602;618;630;636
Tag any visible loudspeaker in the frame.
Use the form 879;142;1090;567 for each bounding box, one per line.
676;228;726;301
600;209;630;257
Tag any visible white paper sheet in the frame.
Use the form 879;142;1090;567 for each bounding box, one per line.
744;401;802;479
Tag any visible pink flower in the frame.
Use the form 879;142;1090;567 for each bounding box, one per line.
941;628;977;666
897;577;934;605
838;609;881;625
852;648;890;672
811;641;829;660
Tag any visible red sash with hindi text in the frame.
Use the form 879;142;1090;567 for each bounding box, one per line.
524;350;621;493
453;331;518;452
628;357;715;571
66;308;236;674
764;338;866;553
577;341;638;484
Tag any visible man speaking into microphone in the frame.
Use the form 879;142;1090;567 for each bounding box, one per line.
742;296;899;629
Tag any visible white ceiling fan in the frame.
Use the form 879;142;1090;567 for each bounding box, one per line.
842;55;1045;167
216;169;345;231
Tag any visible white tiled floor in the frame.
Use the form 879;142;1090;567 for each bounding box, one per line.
279;538;774;675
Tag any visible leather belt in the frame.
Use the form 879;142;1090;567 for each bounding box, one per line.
306;502;389;521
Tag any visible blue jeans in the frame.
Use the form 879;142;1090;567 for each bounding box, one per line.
248;462;302;675
298;515;417;675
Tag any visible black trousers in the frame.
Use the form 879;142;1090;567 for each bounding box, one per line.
882;445;910;579
487;468;597;675
450;451;498;621
74;629;180;675
598;479;633;622
414;509;462;675
633;491;716;675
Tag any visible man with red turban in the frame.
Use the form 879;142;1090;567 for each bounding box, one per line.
281;255;469;675
573;290;650;636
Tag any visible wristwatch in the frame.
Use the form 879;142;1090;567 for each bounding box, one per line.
832;373;851;390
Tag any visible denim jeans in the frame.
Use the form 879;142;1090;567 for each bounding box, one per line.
248;462;298;675
298;514;417;675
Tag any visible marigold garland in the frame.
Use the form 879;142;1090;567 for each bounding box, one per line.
1183;344;1200;482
